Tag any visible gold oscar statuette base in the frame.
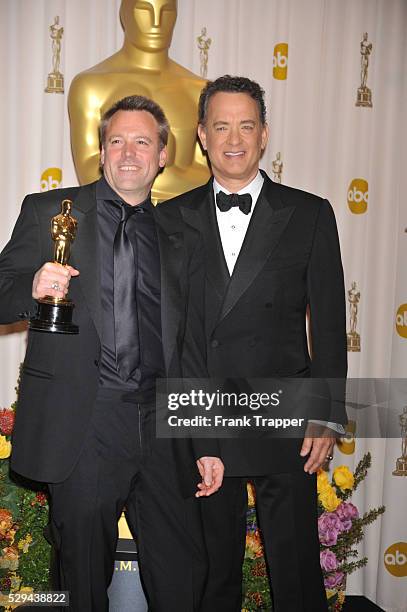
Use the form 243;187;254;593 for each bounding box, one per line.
347;332;361;352
45;72;64;94
356;86;372;108
393;456;407;477
30;296;78;334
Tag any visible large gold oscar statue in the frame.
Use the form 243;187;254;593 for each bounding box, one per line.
68;0;210;201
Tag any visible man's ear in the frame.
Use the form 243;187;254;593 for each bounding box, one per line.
197;124;207;151
100;147;105;166
261;123;269;150
159;146;167;168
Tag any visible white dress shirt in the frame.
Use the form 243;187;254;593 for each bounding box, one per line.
213;171;264;275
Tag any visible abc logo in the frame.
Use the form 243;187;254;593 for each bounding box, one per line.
347;178;368;214
273;43;288;80
395;304;407;338
40;167;62;192
337;420;356;455
384;542;407;577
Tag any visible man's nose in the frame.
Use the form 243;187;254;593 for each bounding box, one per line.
122;142;136;157
226;126;242;145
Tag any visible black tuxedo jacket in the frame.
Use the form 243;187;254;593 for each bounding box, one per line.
0;181;212;493
165;172;348;476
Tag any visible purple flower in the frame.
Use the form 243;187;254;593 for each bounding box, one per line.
324;571;345;589
318;512;345;546
320;549;338;572
335;502;359;532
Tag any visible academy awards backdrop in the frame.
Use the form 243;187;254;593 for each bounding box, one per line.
0;1;406;611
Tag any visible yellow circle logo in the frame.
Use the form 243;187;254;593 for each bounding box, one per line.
384;542;407;577
337;420;356;455
273;43;288;80
347;178;368;214
40;167;62;192
396;304;407;338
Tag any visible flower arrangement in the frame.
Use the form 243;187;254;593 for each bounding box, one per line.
242;483;272;611
0;378;51;611
317;454;385;611
243;455;385;611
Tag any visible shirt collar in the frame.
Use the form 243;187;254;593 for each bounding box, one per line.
96;176;152;213
213;170;264;207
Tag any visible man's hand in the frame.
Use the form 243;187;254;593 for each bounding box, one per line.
32;262;79;300
195;456;224;497
300;422;336;474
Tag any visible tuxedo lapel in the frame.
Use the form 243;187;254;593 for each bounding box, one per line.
218;177;295;324
181;183;230;300
183;184;230;335
152;209;184;374
69;182;102;340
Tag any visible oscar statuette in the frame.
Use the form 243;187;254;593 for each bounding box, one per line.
355;32;373;108
30;199;79;334
393;407;407;476
44;16;64;94
347;281;361;351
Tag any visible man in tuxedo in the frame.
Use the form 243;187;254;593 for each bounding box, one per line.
165;75;347;611
0;95;223;611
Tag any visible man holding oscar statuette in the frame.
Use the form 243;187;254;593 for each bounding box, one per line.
165;75;347;611
0;95;223;611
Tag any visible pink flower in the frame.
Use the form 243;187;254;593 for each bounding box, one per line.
335;502;359;532
324;571;345;589
320;549;338;572
318;512;345;547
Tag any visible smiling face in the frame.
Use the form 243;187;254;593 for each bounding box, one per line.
198;92;268;192
120;0;177;52
101;109;167;205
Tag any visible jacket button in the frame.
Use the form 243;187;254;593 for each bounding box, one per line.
210;339;219;348
249;338;257;347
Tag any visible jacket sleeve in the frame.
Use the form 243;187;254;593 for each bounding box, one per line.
0;196;42;324
307;199;348;425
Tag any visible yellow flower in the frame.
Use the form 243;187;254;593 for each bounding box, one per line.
18;534;32;554
247;483;256;507
333;465;354;491
317;469;330;493
319;484;341;512
245;530;263;559
9;572;22;591
0;435;11;459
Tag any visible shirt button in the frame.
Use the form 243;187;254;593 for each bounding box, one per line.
231;225;236;229
231;252;236;257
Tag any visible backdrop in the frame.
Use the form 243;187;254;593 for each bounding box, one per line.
0;1;406;610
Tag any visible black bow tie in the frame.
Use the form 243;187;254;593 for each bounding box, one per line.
216;191;252;215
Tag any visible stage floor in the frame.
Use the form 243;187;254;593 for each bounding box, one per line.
344;596;385;611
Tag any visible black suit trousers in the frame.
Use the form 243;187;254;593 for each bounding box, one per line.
200;471;327;612
48;388;207;612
